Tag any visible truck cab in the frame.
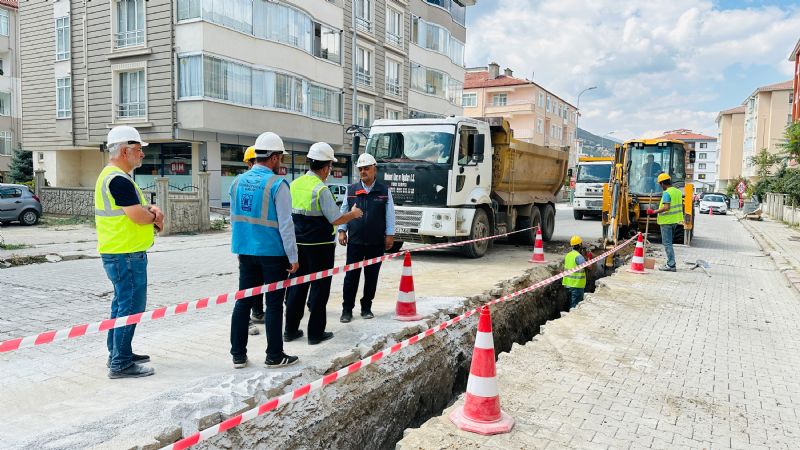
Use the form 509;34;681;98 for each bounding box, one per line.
572;157;613;220
366;117;493;256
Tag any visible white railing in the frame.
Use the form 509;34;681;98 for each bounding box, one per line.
356;71;372;87
386;32;402;47
116;102;146;119
355;16;371;33
115;29;145;48
385;81;401;97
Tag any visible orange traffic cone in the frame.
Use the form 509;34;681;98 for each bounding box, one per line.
628;232;647;274
394;252;423;321
709;207;713;216
449;306;515;435
528;228;547;264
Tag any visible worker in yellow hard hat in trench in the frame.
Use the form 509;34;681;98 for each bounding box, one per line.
563;235;588;310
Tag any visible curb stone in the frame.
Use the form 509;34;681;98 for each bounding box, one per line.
739;214;800;294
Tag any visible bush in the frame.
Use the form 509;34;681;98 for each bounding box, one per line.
756;167;800;204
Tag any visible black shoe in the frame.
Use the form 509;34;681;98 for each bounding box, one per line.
250;313;265;324
265;353;299;368
659;265;677;272
283;329;304;342
340;311;353;323
308;331;334;345
232;355;248;369
107;353;150;368
108;363;155;379
360;310;375;320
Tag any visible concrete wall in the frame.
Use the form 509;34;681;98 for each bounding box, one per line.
40;186;94;216
716;111;744;189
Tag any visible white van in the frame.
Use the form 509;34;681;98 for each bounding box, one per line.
572;157;613;220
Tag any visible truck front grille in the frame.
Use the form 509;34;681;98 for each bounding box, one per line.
396;209;423;228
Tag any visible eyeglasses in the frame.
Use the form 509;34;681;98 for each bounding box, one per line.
358;166;372;172
126;141;142;145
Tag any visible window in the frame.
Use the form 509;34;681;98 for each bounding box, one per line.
492;93;507;106
791;92;794;104
178;54;342;123
0;131;10;156
536;118;544;133
357;102;372;127
56;77;71;118
314;24;341;64
356;47;372;87
411;16;463;66
698;163;706;170
116;0;145;48
448;37;464;66
386;8;402;47
410;63;459;105
699;152;707;160
385;58;401;97
355;0;372;32
462;93;477;107
0;186;22;198
55;17;71;61
546;96;551;112
447;79;463;106
699;142;707;149
698;173;706;180
0;9;7;36
538;92;544;107
457;125;478;166
117;70;146;119
385;108;401;120
0;91;10;116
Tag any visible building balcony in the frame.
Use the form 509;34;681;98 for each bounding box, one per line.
483;101;535;115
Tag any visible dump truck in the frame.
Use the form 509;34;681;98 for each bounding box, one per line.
572;156;613;220
601;138;696;266
361;116;569;258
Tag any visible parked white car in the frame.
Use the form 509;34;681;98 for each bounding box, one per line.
699;194;727;215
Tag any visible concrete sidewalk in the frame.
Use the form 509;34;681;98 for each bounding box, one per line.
399;213;800;449
739;215;800;293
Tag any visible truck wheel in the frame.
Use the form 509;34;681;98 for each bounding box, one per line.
388;241;404;253
514;208;542;246
462;209;490;258
540;204;555;241
573;210;583;220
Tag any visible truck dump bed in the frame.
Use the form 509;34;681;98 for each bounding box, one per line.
482;117;569;206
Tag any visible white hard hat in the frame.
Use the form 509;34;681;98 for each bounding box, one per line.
307;142;337;162
107;125;148;147
254;132;286;155
356;153;377;167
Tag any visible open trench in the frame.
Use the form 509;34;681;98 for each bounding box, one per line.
188;246;624;450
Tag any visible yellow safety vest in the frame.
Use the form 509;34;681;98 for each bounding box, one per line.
290;173;335;244
562;250;586;289
657;186;683;225
94;165;154;254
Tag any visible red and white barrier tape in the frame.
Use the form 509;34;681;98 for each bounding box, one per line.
162;235;637;450
0;226;537;354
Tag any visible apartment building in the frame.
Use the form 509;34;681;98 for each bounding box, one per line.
656;129;717;192
21;0;346;207
791;38;799;123
741;80;793;180
715;106;745;192
0;0;19;182
343;0;473;151
462;62;577;152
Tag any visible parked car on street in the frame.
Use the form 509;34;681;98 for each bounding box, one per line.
0;183;42;225
698;191;731;208
699;194;727;215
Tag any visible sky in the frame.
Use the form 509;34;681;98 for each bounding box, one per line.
465;0;800;140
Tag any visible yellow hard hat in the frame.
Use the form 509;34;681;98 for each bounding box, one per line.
243;146;256;162
570;235;582;246
657;173;671;183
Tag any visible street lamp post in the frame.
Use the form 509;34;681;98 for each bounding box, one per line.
602;131;616;154
575;86;597;157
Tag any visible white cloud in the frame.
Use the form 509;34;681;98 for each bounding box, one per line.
466;0;800;140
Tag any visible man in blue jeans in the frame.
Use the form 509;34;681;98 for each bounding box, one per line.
646;173;683;272
229;131;300;369
95;126;163;379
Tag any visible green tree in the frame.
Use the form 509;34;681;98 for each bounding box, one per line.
8;148;32;183
749;148;782;180
782;122;800;162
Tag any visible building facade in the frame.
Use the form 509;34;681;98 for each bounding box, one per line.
715;106;745;192
657;129;717;192
791;38;799;123
342;0;472;152
462;62;577;155
21;0;474;206
741;80;793;180
0;0;19;182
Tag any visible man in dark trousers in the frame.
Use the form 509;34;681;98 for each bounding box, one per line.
284;142;363;345
338;153;396;323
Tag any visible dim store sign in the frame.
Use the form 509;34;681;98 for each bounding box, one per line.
170;162;186;174
333;170;343;179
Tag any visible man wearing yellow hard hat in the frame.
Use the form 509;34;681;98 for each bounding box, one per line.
562;235;587;309
241;146;264;329
646;173;682;272
243;146;256;170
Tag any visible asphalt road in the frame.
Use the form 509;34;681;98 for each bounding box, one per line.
553;203;604;244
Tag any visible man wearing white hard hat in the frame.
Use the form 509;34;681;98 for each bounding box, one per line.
229;131;300;369
95;125;163;379
337;153;395;323
284;142;363;345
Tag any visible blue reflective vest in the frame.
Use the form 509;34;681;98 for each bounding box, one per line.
230;166;287;256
